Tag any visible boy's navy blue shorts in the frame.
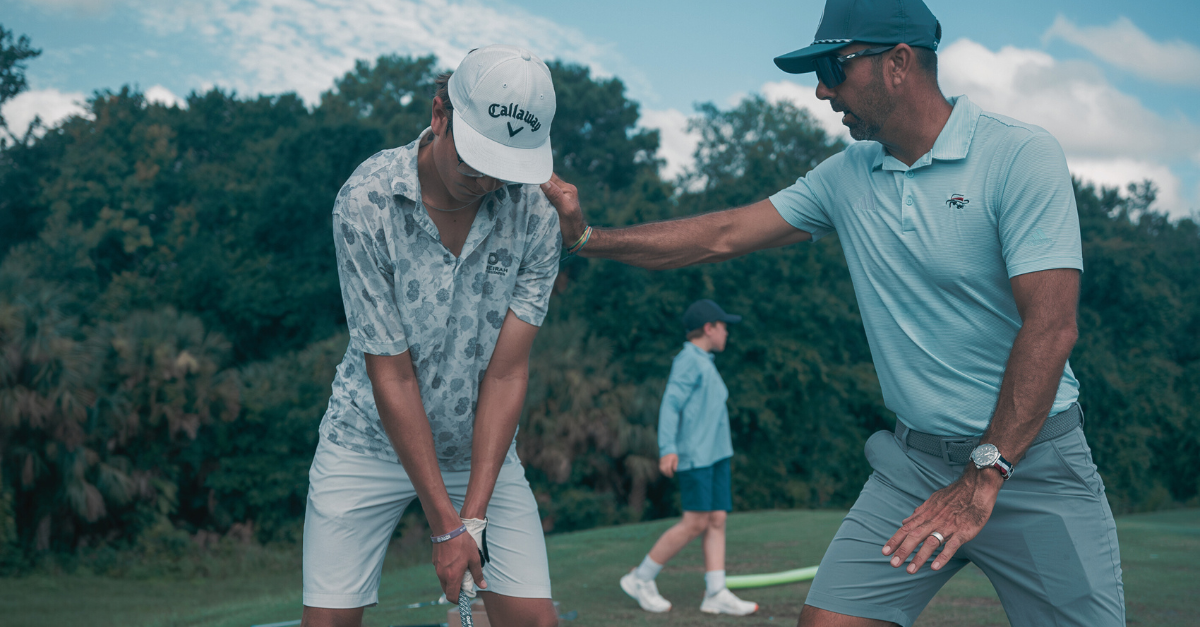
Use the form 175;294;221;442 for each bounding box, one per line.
678;456;732;512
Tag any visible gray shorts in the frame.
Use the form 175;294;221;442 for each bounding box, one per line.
303;436;551;609
806;426;1124;627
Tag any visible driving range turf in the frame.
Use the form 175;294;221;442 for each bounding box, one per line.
3;508;1196;626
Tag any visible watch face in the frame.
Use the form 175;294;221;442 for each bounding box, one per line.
971;443;1000;466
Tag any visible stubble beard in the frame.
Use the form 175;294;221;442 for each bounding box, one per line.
846;71;895;142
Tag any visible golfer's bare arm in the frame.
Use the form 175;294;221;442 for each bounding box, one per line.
978;268;1081;465
541;174;810;270
460;310;539;520
364;352;462;534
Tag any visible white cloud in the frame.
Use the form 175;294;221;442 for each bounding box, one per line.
13;0;118;13
638;108;698;181
640;81;853;183
1;88;88;136
1044;16;1200;88
144;85;184;108
129;0;649;105
1069;158;1192;215
760;80;851;143
939;38;1200;163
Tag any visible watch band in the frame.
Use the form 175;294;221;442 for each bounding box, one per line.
988;455;1014;480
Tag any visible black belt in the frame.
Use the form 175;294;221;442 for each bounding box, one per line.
898;403;1084;465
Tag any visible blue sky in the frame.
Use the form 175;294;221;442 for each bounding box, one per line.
4;0;1198;217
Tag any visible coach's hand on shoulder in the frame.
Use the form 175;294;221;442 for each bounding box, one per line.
433;526;486;600
540;172;587;245
881;466;1004;575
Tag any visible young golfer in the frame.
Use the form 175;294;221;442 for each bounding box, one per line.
301;45;561;627
620;299;758;616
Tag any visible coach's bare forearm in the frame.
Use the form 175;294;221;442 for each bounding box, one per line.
365;353;461;534
979;269;1081;465
579;210;743;270
541;175;809;270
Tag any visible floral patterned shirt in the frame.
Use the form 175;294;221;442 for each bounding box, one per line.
319;128;561;471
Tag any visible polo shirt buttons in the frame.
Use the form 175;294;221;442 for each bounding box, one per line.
905;196;914;206
905;171;915;179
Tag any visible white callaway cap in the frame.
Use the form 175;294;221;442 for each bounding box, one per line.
448;45;556;185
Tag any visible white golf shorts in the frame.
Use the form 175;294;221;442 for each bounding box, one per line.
302;436;552;609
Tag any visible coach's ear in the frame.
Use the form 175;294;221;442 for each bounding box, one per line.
541;172;586;243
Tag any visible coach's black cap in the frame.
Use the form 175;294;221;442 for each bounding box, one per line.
683;299;742;333
774;0;942;74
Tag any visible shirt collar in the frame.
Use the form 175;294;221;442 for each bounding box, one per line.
684;341;715;361
871;95;982;171
389;127;517;205
388;128;426;202
386;127;509;259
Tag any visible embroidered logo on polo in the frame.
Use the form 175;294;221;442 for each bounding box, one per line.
486;249;513;277
946;193;970;210
489;103;542;136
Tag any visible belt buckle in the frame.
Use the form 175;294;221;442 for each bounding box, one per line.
939;438;974;465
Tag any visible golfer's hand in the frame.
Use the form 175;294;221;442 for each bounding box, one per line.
659;453;679;478
882;467;1003;574
432;531;485;600
540;172;587;245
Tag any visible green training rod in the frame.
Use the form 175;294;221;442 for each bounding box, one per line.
726;565;819;590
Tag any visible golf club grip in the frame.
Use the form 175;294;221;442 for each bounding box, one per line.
458;590;473;627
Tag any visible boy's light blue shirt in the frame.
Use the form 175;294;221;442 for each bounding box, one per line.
769;96;1082;437
658;341;734;471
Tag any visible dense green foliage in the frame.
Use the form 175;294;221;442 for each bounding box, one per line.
1;26;1197;570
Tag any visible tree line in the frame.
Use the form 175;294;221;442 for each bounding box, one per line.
1;26;1197;572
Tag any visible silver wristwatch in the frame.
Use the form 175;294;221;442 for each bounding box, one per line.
970;443;1013;480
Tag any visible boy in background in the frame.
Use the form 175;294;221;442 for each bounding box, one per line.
619;299;758;616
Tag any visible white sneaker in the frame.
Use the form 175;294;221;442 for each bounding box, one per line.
700;588;758;616
619;570;672;613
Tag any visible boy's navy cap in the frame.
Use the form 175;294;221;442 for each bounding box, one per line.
774;0;942;74
684;299;742;333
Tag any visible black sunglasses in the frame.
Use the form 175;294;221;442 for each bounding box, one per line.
814;45;896;88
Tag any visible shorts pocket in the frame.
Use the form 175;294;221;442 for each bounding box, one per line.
1050;429;1103;497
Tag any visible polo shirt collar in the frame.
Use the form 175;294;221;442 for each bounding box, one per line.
929;95;981;161
388;127;505;259
389;128;425;202
871;95;982;171
684;341;715;361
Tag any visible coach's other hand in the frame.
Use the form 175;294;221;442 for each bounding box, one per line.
433;528;486;601
540;173;587;245
882;466;1004;574
659;453;679;478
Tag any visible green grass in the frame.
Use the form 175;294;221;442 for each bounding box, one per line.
3;508;1197;627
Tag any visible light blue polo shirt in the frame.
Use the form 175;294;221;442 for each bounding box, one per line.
658;342;735;471
770;96;1082;436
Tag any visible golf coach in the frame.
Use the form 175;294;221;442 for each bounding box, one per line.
539;0;1125;625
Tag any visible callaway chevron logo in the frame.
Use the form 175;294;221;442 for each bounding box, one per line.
489;103;542;132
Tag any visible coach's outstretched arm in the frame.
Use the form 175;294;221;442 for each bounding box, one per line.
540;173;811;270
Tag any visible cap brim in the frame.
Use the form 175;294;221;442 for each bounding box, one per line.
773;42;846;74
723;314;742;324
452;115;553;185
